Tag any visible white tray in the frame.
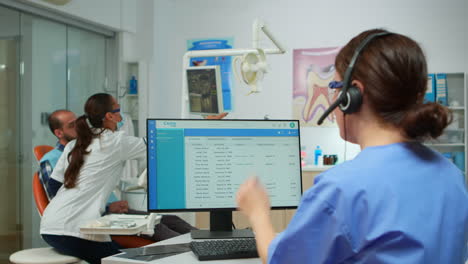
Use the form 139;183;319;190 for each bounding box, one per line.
80;214;161;235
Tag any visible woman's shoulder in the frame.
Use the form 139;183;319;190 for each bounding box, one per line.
113;130;143;142
103;130;136;138
307;160;377;203
314;160;357;185
63;139;76;152
100;130;144;146
98;130;126;141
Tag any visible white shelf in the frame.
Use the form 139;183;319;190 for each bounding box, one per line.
302;165;334;172
448;106;465;110
425;143;465;147
427;72;467;183
445;128;465;132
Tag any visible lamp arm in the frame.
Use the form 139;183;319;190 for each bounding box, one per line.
252;19;263;49
261;24;286;54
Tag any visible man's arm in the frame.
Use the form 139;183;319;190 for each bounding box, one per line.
39;160;63;200
47;178;63;199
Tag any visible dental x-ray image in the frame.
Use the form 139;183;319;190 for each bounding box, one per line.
187;66;223;115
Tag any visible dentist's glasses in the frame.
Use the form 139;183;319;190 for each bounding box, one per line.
328;80;343;100
328;80;343;89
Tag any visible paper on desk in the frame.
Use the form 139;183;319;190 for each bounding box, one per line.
115;252;180;262
117;243;191;261
80;214;148;235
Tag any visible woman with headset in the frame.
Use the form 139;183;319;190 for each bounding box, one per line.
237;29;468;263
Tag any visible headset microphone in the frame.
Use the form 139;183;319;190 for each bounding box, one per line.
316;31;392;125
317;94;345;125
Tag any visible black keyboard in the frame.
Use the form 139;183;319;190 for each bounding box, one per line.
190;238;258;261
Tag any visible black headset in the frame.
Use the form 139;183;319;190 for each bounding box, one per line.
317;32;392;125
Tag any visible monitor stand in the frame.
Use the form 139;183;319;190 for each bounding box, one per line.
190;210;254;239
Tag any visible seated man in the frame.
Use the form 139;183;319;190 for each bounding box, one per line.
39;109;196;242
39;110;78;200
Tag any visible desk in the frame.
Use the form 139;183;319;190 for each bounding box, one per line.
102;233;261;264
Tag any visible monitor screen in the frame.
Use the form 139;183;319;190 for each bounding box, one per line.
146;119;302;238
186;66;224;115
147;119;302;211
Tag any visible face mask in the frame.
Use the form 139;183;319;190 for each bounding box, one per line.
117;119;125;130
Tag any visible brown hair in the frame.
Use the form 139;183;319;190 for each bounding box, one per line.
64;93;113;188
335;29;452;140
48;109;72;134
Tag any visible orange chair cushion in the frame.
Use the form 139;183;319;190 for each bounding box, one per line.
33;172;49;216
34;145;54;162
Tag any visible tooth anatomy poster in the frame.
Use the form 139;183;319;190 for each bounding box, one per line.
292;47;340;127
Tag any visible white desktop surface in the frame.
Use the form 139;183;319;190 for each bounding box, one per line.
102;233;261;264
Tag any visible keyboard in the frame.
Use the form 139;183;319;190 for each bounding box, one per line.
190;238;258;261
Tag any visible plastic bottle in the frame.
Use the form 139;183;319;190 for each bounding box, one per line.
300;146;307;167
129;76;138;94
314;146;322;166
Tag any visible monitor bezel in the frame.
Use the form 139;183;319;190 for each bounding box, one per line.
186;66;224;116
146;118;303;213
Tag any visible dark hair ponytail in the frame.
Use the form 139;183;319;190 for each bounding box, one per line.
401;102;452;140
64;93;113;188
64;115;92;188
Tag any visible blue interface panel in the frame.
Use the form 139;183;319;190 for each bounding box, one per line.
147;119;302;211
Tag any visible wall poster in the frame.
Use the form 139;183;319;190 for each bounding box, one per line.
292;47;340;127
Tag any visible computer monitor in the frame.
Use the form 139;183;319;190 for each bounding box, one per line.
147;119;302;239
186;66;224;115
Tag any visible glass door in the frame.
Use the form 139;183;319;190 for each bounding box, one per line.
67;27;107;115
0;6;21;263
20;13;67;248
0;5;115;253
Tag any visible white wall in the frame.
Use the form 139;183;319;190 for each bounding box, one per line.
150;0;468;161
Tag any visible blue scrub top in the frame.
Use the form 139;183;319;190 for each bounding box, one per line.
40;142;65;169
268;142;468;263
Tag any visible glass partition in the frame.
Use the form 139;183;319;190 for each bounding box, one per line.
0;5;115;254
20;13;68;248
0;5;21;260
67;27;107;115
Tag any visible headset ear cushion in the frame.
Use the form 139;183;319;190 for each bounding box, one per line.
340;86;362;114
